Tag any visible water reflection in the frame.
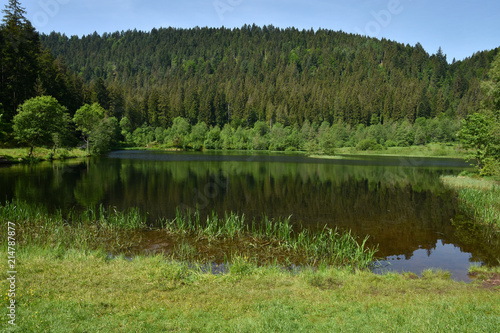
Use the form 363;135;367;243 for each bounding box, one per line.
374;240;480;282
0;151;498;280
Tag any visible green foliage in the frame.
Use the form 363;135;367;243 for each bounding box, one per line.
189;121;208;150
0;1;86;126
356;139;380;151
317;121;335;154
90;116;119;154
40;27;498;132
119;116;131;138
481;52;500;115
118;115;462;154
204;125;222;149
73;103;107;154
458;113;494;170
171;116;191;149
12;96;69;157
269;123;288;151
130;123;151;147
458;53;500;176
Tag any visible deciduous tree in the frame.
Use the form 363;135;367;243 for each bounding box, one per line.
13;96;69;157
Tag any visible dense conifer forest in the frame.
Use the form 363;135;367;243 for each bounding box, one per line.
40;25;498;129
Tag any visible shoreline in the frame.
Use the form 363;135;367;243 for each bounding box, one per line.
0;147;88;165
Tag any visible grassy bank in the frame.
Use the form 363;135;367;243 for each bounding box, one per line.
0;147;88;163
1;248;498;332
441;175;500;229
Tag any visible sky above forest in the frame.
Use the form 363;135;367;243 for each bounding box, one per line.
18;0;500;62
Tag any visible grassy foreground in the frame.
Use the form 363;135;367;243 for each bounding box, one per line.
441;175;500;229
1;249;499;332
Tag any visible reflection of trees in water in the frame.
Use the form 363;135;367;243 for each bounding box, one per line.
449;217;500;266
1;156;498;264
5;161;85;212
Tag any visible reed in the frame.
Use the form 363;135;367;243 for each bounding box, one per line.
1;201;377;269
0;201;146;252
441;175;500;229
458;187;500;228
164;209;377;269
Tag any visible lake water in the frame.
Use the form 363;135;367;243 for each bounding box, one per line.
1;150;498;281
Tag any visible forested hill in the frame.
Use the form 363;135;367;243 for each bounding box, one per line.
41;25;499;129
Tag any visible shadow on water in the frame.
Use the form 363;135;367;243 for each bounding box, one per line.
0;150;498;281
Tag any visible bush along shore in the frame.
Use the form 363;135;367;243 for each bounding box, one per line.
1;201;499;332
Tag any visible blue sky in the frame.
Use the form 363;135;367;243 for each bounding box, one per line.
16;0;500;61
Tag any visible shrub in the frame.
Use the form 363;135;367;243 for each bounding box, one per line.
356;139;378;151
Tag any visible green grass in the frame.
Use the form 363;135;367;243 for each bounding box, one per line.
0;147;88;162
0;248;498;332
441;175;500;229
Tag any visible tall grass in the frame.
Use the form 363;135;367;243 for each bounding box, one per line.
457;187;500;228
441;175;500;229
0;201;147;252
163;209;377;269
1;201;377;269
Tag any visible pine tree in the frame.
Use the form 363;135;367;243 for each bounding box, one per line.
1;0;41;121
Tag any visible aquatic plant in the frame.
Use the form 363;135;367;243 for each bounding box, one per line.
0;200;377;269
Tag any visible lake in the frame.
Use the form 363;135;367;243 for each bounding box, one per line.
1;150;498;281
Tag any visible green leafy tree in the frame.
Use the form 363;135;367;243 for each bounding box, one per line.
204;126;222;150
220;124;234;150
119;116;132;143
189;121;208;150
250;121;270;150
269;123;288;151
457;113;493;170
90;116;119;154
73;103;106;154
170;116;190;149
13;96;69;157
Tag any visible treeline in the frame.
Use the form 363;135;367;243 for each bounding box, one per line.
41;25;498;132
123;115;459;153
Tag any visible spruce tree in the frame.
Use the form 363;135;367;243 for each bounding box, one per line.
1;0;41;121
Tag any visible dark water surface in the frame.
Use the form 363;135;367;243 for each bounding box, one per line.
1;150;498;281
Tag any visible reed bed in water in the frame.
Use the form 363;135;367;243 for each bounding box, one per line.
441;176;500;229
162;209;376;269
0;201;377;269
0;201;147;252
